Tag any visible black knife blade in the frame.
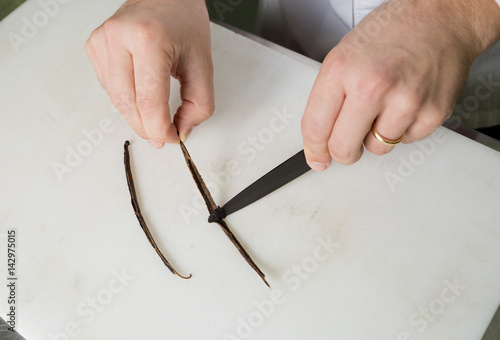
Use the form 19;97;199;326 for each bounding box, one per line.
221;150;311;217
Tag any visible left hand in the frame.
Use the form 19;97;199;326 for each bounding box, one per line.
301;0;500;170
85;0;214;148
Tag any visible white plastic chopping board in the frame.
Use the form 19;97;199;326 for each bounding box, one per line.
1;1;500;339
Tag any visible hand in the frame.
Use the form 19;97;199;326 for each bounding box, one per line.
301;0;500;170
85;0;214;148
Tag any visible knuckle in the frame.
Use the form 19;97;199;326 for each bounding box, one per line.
87;29;99;43
174;101;215;127
102;19;122;43
323;51;345;72
84;39;93;56
394;110;414;123
198;103;215;121
301;118;329;145
390;108;415;124
85;30;101;55
184;104;215;126
357;72;394;102
418;109;445;130
328;139;357;164
391;91;422;117
134;22;161;46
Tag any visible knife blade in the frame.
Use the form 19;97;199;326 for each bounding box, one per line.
221;150;311;217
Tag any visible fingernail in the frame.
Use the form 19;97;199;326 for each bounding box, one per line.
147;140;164;149
179;128;192;143
310;162;328;172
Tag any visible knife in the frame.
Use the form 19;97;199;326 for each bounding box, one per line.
216;150;311;219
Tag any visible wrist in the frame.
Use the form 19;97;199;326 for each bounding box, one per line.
450;0;500;56
468;0;500;53
412;0;500;60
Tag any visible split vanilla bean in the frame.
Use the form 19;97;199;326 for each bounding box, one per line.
124;141;191;279
179;141;270;288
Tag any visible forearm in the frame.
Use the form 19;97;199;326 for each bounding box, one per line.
419;0;500;57
465;0;500;52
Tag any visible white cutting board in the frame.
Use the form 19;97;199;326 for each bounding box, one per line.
1;1;500;339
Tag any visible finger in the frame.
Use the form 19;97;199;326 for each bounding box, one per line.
327;94;382;165
403;107;446;143
403;81;457;143
105;42;148;139
132;43;179;145
301;62;345;171
364;93;419;154
173;54;215;142
85;28;108;87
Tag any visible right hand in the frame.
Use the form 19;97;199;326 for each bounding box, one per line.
85;0;214;148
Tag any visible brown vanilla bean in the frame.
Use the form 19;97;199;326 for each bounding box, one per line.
179;142;217;213
215;219;269;288
124;141;191;279
179;141;270;288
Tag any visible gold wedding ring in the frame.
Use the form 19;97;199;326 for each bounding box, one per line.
371;123;405;146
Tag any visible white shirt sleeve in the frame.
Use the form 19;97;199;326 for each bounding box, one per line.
497;0;500;7
329;0;354;28
352;0;386;25
329;0;387;28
